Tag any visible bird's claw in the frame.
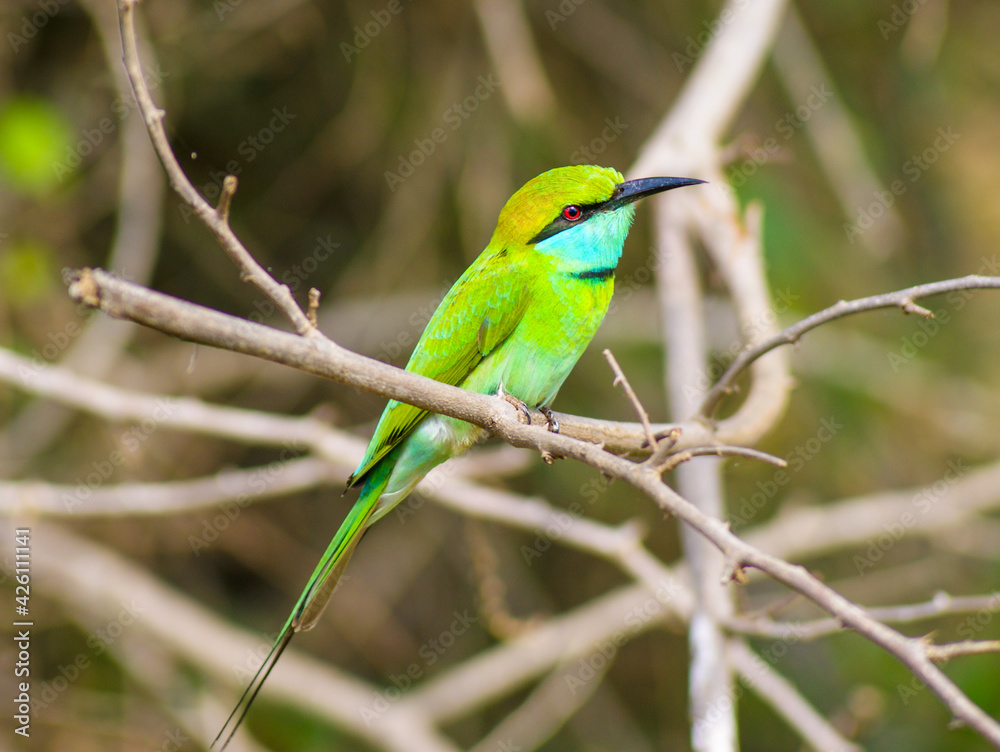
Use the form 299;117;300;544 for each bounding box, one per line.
539;406;560;433
497;383;531;424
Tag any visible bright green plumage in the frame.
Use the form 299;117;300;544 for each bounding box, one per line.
213;165;702;749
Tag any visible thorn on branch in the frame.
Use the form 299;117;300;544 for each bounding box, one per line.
900;298;934;317
307;288;321;328
652;449;692;475
722;557;749;586
653;427;682;446
217;174;238;224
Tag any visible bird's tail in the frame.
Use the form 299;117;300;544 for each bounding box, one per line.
211;464;392;750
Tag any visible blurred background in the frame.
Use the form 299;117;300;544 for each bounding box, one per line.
2;0;1000;750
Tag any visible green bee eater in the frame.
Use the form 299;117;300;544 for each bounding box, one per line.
214;164;702;748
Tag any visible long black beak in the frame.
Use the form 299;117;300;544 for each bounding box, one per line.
605;176;705;210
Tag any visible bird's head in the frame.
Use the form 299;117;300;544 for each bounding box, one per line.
493;166;703;267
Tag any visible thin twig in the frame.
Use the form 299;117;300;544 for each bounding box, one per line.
727;591;1000;641
307;288;321;328
466;658;609;752
699;275;1000;417
928;640;1000;662
657;445;787;475
602;349;658;450
216;174;237;224
0;457;338;517
728;639;863;752
117;0;317;337
745;458;1000;565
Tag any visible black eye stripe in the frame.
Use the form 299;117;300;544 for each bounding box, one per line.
528;203;602;245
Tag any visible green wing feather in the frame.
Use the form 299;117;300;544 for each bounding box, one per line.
348;247;529;487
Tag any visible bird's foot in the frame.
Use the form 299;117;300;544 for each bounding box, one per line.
497;383;531;424
539;406;560;433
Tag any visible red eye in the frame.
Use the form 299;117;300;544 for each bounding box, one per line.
562;205;582;221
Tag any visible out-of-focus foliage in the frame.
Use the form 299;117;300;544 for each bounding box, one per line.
0;95;72;194
2;1;1000;751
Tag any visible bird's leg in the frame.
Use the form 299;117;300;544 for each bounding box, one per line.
538;406;560;433
497;383;531;424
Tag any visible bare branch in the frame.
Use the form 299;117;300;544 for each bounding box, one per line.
727;592;1000;642
631;0;790;176
1;0;165;477
52;5;1000;747
466;658;609;752
728;639;863;752
0;457;337;517
658;445;787;475
773;5;904;260
32;522;461;752
699;275;1000;417
602;348;658;451
928;640;1000;662
745;458;1000;564
63;265;1000;745
117;0;317;337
